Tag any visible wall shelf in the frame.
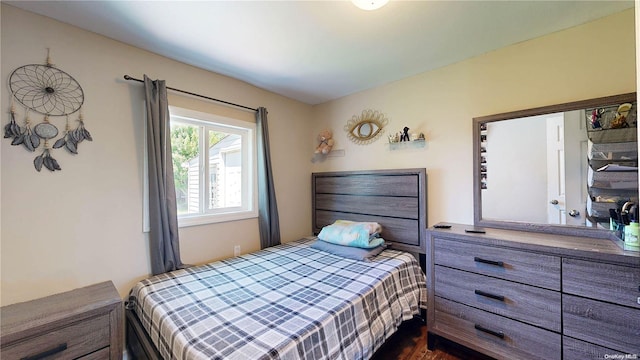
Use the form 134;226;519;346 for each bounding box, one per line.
388;139;426;150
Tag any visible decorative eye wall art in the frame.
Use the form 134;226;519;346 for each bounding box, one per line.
344;109;388;144
6;50;92;172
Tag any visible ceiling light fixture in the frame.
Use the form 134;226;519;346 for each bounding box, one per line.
351;0;389;11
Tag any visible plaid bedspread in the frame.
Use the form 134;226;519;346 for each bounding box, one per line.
129;237;427;360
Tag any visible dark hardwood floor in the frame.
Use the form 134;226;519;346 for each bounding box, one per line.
372;318;494;360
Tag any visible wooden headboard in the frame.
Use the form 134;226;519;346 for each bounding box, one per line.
312;168;427;254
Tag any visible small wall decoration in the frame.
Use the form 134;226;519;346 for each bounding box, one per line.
6;50;91;172
344;109;388;144
387;126;425;146
314;129;335;155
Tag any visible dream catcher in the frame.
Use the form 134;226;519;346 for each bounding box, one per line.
5;50;91;172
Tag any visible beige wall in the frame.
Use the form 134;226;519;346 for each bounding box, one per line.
0;4;313;305
311;9;636;228
1;5;636;306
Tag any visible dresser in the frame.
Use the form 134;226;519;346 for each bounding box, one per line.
427;224;640;360
1;281;123;360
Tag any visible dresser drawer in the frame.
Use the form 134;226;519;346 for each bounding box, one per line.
563;258;640;309
434;238;561;290
1;314;110;360
433;297;561;360
434;265;561;332
563;294;640;354
78;347;110;360
563;336;631;360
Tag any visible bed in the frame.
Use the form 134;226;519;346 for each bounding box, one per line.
126;168;428;360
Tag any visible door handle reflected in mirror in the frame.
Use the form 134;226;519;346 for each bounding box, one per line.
550;200;559;205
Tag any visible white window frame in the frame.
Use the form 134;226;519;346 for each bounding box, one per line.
169;106;257;227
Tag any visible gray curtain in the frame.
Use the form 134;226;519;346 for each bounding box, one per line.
256;107;281;248
144;75;184;275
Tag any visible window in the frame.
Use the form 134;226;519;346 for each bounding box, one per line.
169;106;257;227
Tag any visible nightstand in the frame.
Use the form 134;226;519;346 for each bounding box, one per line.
1;281;123;360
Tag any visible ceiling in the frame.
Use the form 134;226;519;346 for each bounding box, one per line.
6;0;634;105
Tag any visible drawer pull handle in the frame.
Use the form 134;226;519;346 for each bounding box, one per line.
474;257;504;267
21;343;67;360
474;289;505;301
474;324;505;339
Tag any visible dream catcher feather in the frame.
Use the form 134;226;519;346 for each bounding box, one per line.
6;49;91;172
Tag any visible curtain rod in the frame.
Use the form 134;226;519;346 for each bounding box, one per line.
123;75;257;112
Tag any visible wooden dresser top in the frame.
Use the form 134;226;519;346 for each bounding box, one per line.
430;223;640;267
1;281;121;344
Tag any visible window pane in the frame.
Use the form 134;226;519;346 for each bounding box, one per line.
166;105;257;227
170;121;200;215
208;131;242;210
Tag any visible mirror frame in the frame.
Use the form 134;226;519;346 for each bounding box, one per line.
473;92;637;239
344;109;389;144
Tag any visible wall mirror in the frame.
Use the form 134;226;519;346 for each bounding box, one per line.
344;109;388;144
473;92;638;239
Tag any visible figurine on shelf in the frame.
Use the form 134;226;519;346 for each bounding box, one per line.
400;127;410;142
